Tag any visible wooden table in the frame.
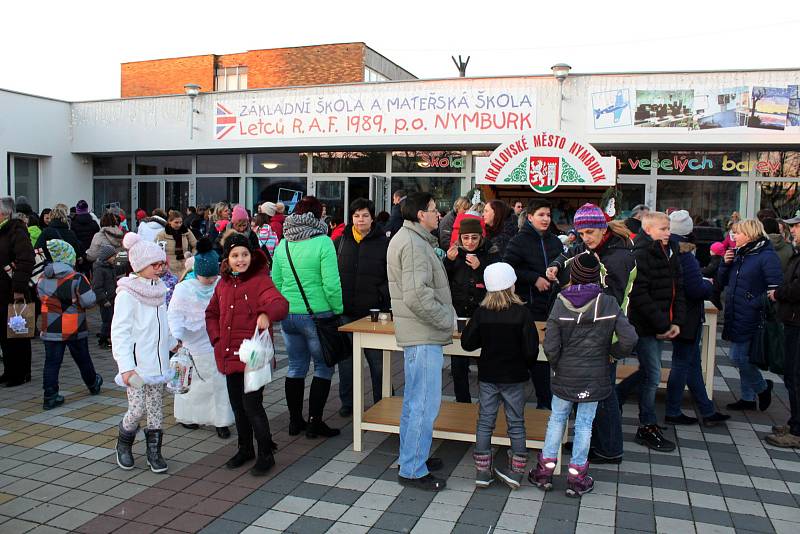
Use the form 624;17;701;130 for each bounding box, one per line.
339;318;565;472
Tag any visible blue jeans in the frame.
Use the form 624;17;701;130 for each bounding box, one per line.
476;381;526;454
43;338;97;396
667;330;715;418
543;395;598;467
728;338;767;402
617;336;663;426
398;344;443;479
281;313;335;380
590;362;623;459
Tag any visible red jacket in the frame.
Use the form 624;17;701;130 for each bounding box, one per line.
270;213;286;240
206;249;289;374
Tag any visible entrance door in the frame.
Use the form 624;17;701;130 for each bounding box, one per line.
313;178;347;222
371;175;387;215
165;180;191;213
133;178;192;219
135;180;161;216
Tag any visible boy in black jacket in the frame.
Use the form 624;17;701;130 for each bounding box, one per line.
618;211;685;452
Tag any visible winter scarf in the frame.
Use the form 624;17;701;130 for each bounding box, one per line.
164;224;187;260
282;212;328;242
116;275;168;306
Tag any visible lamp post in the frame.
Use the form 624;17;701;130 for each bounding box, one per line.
551;63;571;130
184;83;201;139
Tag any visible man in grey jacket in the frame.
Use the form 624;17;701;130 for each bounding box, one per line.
387;192;455;492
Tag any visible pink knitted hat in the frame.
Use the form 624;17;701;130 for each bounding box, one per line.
231;205;249;223
123;232;166;273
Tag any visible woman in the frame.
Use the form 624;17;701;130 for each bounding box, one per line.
207;202;231;242
719;218;783;411
271;196;344;439
86;212;124;262
444;216;493;403
36;204;83;264
215;206;260;257
168;238;234;439
156;210;198;274
483;199;518;260
71;200;100;262
39;208;52;229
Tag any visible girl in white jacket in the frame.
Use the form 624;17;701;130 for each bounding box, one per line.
111;232;178;473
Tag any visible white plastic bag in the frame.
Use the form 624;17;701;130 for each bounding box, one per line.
167;347;196;395
238;327;275;393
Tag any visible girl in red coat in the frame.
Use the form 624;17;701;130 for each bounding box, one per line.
206;233;289;476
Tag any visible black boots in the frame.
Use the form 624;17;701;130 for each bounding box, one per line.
116;422;137;470
226;447;255;469
250;450;276;477
144;429;168;473
306;377;340;439
285;377;307;436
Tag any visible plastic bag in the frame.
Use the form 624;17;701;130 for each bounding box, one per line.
237;327;274;370
238;327;275;393
167;347;195;394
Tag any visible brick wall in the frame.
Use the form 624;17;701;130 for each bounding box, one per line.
121;43;367;97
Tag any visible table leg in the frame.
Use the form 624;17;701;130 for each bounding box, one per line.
702;314;718;400
353;332;364;452
382;350;391;399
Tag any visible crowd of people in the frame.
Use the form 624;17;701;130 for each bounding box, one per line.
0;190;799;498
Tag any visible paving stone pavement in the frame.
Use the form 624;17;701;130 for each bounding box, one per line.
0;310;798;533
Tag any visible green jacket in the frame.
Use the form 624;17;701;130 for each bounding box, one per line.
28;225;42;248
271;236;344;315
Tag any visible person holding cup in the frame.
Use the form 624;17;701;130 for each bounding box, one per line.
444;217;494;403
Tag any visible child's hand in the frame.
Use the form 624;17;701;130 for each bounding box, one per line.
257;313;270;330
121;370;137;386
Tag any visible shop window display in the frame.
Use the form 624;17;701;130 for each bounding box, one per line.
657;180;746;228
391;176;460;213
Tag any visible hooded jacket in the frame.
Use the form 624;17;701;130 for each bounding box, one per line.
86;226;124;262
206;249;289;375
334;224;390;319
0;218;35;305
136;216;167;243
387;221;455;346
37;263;96;341
544;286;638;403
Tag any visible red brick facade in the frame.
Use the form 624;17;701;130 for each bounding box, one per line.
121;43;367;98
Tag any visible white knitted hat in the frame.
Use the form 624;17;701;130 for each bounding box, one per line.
484;262;517;292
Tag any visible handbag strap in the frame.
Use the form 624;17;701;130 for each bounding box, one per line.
284;241;316;318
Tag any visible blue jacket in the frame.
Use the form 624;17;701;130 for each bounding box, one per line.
671;235;712;343
718;237;783;342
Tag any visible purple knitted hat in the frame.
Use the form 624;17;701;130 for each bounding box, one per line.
573;203;608;231
76;200;90;215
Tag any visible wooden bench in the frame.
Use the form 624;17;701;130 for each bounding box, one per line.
616;364;671;385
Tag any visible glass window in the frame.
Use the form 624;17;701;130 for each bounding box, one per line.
758;182;800;218
137;182;161;216
13;157;39;211
656;151;745;177
616;183;647;218
196;177;239;208
250;153;308;174
93;179;131;219
196;154;240;174
215;66;248;91
656;179;746;228
93;156;132;176
252;177;307;214
135;155;192;175
392;151;466;173
753;151;800;178
390;176;461;213
312;152;386;173
165;181;190;213
598;150;652;176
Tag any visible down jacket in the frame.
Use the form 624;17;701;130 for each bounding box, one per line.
334;224;390;319
671;236;713;343
628;232;686;337
719;236;783;342
544;288;638;403
503;222;564;320
0;218;35;305
86;226;125;262
70;214;100;255
387;221;455;346
206;250;289;375
271;235;343;316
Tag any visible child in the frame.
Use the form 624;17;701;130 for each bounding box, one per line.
703;241;725;310
112;232;178;473
446;216;492;403
460;262;538;489
532;253;637;497
92;245;118;348
38;240;103;410
168;238;235;438
206;233;289;476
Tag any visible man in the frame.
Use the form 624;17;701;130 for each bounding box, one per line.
334;198;390;417
513;200;524;217
764;218;792;270
504;199;564;409
385;189;407;238
625;204;650;235
618;211;685;452
0;197;35;386
387;192;454;491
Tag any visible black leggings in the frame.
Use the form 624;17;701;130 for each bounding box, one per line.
225;373;272;454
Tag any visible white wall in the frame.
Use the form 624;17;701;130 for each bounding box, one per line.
0;89;91;209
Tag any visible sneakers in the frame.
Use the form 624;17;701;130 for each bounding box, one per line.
772;424;790;435
88;374;103;395
42;394;65;410
494;451;527;490
665;413;698;425
758;380;773;412
398;473;446;492
702;412;731;428
726;399;757;410
399;457;443;474
474;452;493;488
566;462;594;498
528;452;557;491
765;432;800;448
635;425;676;452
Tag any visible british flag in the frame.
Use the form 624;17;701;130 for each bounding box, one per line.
215;103;236;139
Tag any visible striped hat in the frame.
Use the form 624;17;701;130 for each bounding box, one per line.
573;203;608;231
571;253;600;285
